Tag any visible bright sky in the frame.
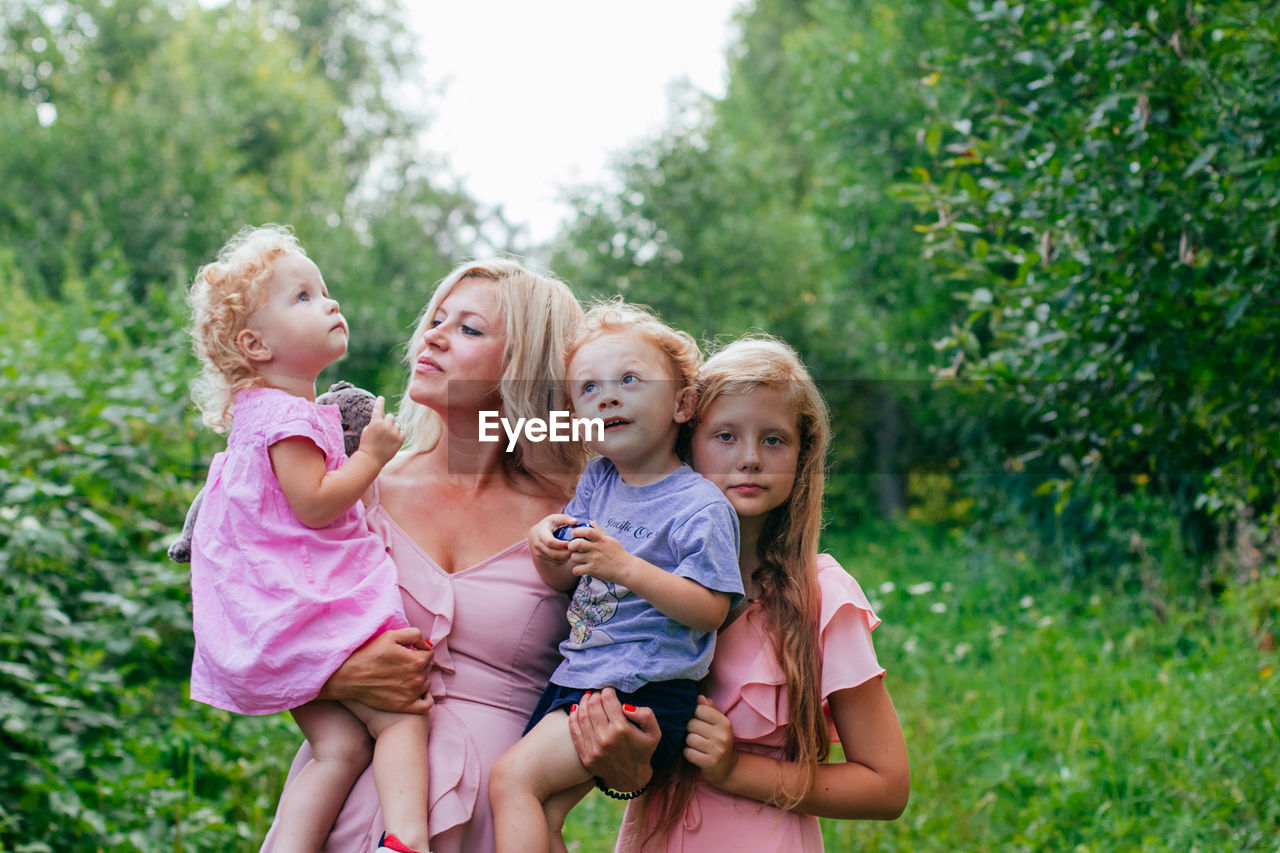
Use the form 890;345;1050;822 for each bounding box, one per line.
406;2;744;246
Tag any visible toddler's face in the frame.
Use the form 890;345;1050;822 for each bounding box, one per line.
567;332;691;470
243;253;347;376
691;387;800;519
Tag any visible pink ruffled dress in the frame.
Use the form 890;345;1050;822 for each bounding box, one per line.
259;481;569;853
616;554;884;852
189;387;410;715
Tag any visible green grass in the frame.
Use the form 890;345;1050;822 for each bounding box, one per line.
563;525;1280;851
64;516;1270;852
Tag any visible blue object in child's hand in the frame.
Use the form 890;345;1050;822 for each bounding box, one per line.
554;522;592;541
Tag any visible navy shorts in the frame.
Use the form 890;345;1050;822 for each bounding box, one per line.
524;679;700;770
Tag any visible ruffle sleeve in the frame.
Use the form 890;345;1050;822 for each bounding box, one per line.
816;553;884;699
705;554;885;747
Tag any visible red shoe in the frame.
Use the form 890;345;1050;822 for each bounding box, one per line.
376;833;422;853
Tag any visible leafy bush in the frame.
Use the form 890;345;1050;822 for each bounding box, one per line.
0;264;299;850
896;0;1280;559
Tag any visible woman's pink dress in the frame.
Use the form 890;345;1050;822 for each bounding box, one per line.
260;482;569;853
616;554;884;852
189;387;409;715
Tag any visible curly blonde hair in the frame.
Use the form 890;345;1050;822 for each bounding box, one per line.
566;298;702;390
186;224;304;431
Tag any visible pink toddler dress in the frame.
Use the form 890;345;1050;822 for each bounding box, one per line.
259;481;569;853
188;387;411;715
616;554;885;852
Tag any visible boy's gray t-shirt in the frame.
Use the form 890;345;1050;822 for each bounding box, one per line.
551;457;744;693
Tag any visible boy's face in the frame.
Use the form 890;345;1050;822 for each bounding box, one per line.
566;332;692;471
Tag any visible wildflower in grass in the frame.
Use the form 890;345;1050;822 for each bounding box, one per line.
879;581;896;594
907;581;935;596
1019;595;1034;608
930;602;947;614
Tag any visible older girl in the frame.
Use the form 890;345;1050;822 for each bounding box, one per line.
572;335;910;851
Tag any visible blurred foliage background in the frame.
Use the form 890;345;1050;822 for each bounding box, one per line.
1;0;1276;849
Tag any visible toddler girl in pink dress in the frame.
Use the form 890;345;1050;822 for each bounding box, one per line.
185;225;431;853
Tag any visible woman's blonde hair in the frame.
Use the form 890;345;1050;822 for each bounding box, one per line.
644;334;832;843
397;257;587;496
187;224;303;431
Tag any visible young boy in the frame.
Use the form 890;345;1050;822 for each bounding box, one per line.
489;302;744;853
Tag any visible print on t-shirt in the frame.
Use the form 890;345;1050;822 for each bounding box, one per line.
567;578;626;646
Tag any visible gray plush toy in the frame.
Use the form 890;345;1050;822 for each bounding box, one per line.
167;381;379;563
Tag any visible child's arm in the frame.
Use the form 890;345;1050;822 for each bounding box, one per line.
271;396;404;528
685;680;910;819
528;513;581;591
566;526;731;633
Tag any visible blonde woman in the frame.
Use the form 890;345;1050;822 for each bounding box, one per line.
262;258;587;853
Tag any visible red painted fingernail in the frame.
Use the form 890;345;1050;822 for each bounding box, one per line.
623;704;636;713
570;704;578;713
424;640;434;648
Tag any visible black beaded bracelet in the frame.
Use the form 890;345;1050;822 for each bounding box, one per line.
593;776;649;800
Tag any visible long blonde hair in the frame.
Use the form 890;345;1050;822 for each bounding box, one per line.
644;334;832;844
186;224;303;431
397;257;587;496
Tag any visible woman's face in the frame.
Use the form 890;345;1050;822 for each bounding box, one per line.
408;276;506;412
691;387;800;519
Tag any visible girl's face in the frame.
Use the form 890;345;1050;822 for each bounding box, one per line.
691;387;801;519
567;332;692;472
243;253;347;378
409;276;506;411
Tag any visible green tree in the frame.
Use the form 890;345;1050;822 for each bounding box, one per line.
553;0;973;518
895;0;1280;564
0;0;498;390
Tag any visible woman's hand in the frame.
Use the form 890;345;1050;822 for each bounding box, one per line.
684;695;737;786
568;687;660;793
317;627;434;713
